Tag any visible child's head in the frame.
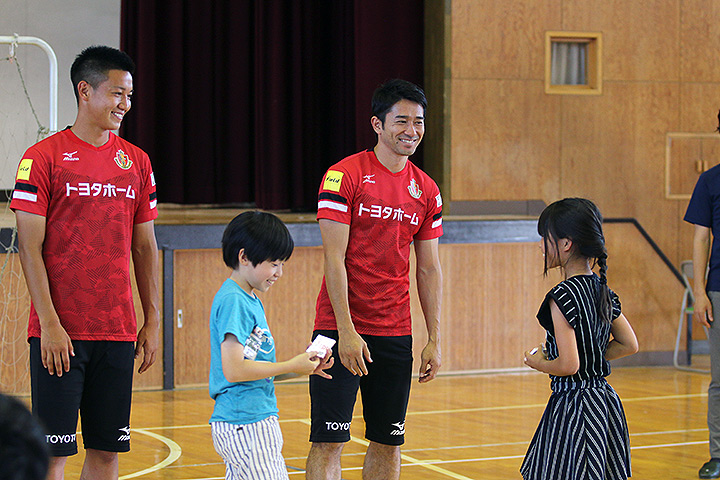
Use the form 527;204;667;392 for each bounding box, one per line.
538;197;612;321
537;197;606;271
222;211;294;269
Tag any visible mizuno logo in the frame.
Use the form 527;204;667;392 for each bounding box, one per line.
390;421;405;435
62;151;79;162
117;426;131;442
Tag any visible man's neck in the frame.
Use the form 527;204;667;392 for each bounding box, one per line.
70;122;111;148
373;145;408;173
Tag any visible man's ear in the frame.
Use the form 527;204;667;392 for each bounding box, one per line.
371;116;383;135
77;80;92;102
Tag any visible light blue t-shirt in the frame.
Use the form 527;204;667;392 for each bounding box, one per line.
209;278;278;424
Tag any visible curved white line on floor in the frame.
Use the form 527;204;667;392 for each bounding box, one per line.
119;428;182;479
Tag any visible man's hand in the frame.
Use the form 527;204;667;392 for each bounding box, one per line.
338;329;372;376
418;339;441;383
135;322;160;374
40;322;74;376
694;291;714;328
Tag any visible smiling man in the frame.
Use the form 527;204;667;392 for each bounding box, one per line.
11;46;159;480
307;79;444;480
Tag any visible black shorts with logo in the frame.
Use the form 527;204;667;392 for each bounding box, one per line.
29;338;135;456
309;330;413;446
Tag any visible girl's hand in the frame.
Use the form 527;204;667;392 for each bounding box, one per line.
289;352;321;375
523;344;546;371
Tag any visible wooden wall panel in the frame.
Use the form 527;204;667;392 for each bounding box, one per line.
679;83;720;133
560;82;683;272
423;243;552;371
559;81;679;212
667;137;702;198
604;223;685;352
173;249;226;387
561;0;680;82
450;79;561;201
451;0;560;80
445;0;719;273
681;0;720;82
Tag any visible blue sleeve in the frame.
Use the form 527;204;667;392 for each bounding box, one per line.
214;294;258;346
685;173;712;227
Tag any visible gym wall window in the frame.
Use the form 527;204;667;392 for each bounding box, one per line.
545;31;602;95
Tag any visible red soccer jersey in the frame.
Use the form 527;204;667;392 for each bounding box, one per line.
10;129;158;341
315;149;443;336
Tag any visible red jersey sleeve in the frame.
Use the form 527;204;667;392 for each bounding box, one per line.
133;151;158;224
414;175;443;241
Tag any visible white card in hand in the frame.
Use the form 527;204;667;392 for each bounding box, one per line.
306;335;336;359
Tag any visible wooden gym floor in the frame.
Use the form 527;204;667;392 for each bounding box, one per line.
49;364;712;480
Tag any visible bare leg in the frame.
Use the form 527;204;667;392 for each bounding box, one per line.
46;456;68;480
363;442;400;480
306;442;344;480
80;449;119;480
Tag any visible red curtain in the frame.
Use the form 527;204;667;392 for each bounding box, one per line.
121;0;423;210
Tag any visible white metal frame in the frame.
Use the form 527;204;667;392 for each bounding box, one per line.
0;34;58;133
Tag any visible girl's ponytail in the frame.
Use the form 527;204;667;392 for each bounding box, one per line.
597;252;612;324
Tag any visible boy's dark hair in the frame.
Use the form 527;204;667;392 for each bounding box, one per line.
70;45;135;102
222;211;294;269
537;197;612;323
371;78;427;125
0;394;49;480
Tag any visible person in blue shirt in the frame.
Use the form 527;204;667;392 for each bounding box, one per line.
209;211;333;480
685;111;720;480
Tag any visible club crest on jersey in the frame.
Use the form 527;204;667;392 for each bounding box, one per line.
114;150;133;170
408;178;422;199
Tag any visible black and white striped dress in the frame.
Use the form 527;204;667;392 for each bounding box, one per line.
520;274;632;480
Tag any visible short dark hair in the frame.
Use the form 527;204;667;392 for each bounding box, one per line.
70;45;135;102
0;394;49;480
222;211;294;269
371;79;427;125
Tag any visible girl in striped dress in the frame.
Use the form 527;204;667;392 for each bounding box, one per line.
521;198;639;480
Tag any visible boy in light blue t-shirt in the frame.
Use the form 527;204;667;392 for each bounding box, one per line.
209;211;333;480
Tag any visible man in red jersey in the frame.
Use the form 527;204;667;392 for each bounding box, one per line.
10;45;159;480
306;79;443;480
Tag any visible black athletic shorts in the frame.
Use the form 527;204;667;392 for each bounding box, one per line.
29;338;135;456
309;330;412;446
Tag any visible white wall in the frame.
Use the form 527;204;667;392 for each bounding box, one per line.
0;0;120;189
